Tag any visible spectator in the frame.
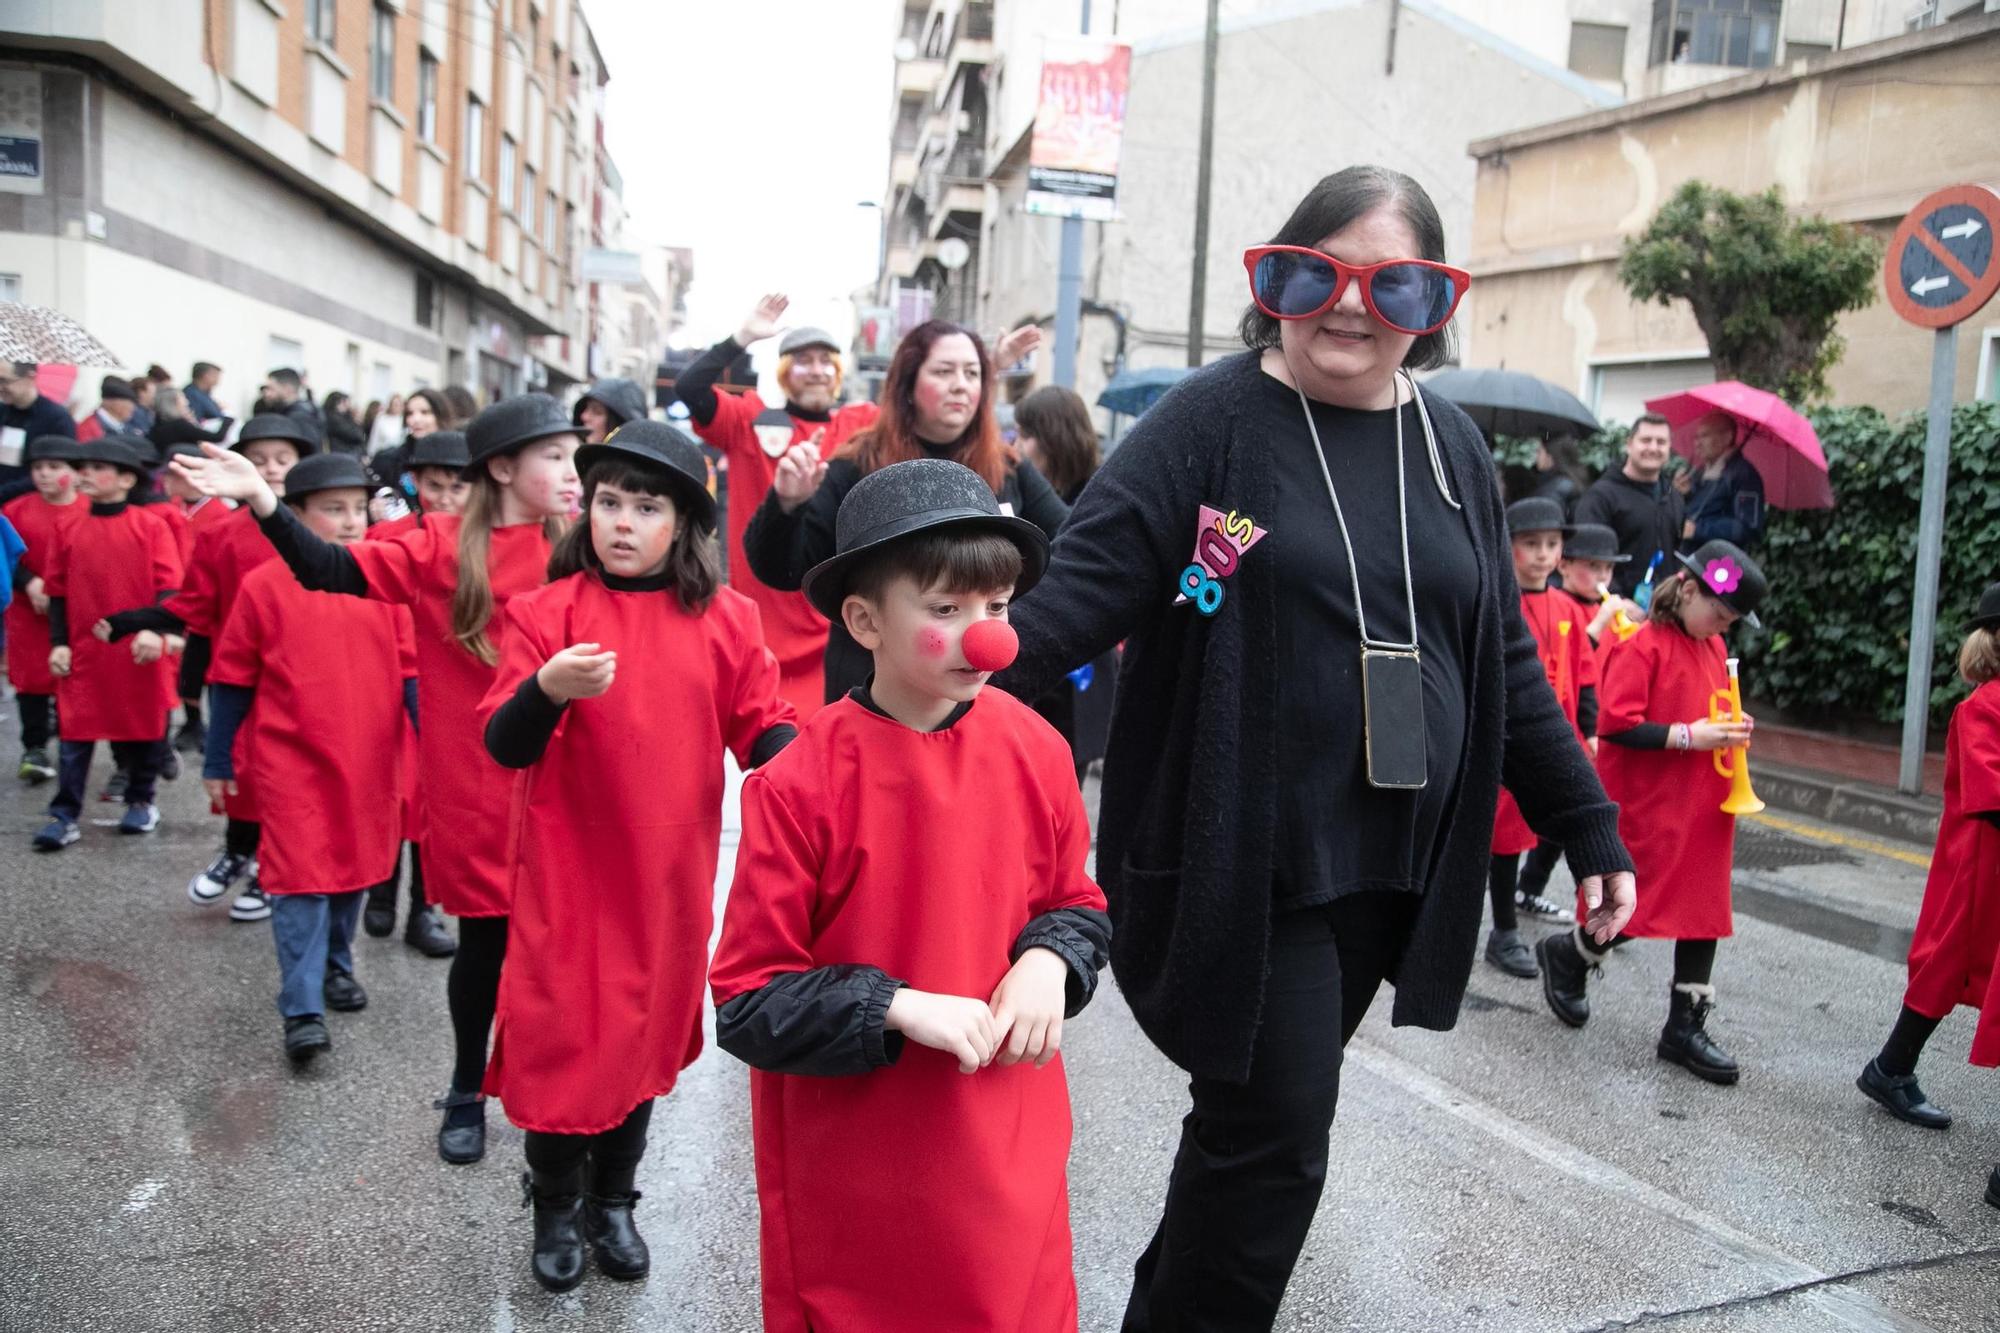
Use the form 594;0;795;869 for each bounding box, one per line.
1574;413;1685;597
74;376;145;445
1531;436;1591;519
366;392;405;456
0;361;77;485
323;392;367;457
262;367;325;446
128;376;158;436
1677;411;1765;551
442;384;479;425
147;385;229;452
184;362;224;422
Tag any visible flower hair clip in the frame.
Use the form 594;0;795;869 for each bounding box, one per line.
1703;557;1744;597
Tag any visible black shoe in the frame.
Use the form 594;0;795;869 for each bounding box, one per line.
1536;930;1596;1028
284;1015;331;1063
1485;927;1538;978
1986;1165;1999;1210
19;748;55;784
362;901;396;937
1657;984;1740;1085
323;969;368;1013
159;747;181;782
584;1191;651;1280
403;905;457;958
174;719;206;754
1856;1058;1951;1129
523;1172;587;1293
98;770;128;803
433;1090;486;1165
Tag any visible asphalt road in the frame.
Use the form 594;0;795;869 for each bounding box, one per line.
2;719;1996;1332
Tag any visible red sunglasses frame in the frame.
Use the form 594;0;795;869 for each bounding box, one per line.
1242;245;1472;336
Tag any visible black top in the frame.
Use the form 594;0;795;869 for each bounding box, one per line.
1574;467;1685;596
994;352;1632;1081
1258;377;1478;908
675;336;829;427
0;395;77;486
743;451;1071;703
1532;470;1582;519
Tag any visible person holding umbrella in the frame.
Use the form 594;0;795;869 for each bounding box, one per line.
1647;381;1833;555
1675;412;1765;551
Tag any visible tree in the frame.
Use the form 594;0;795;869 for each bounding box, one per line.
1619;181;1881;404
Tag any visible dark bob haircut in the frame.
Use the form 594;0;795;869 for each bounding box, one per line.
1238;164;1456;371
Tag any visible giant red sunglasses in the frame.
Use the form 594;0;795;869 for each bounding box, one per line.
1243;245;1471;336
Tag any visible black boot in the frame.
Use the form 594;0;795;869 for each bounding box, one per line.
1856;1057;1951;1129
1986;1165;1998;1210
522;1170;587;1293
584;1155;650;1280
363;877;396;938
1536;928;1601;1028
403;874;457;958
433;1089;486;1165
1657;983;1739;1085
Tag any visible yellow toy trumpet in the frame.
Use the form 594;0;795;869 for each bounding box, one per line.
1600;588;1639;642
1708;656;1764;815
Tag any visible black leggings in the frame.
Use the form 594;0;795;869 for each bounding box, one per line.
1488;854;1519;930
1592;933;1717;988
448;915;509;1094
225;816;261;859
17;693;54;751
523;1100;654;1196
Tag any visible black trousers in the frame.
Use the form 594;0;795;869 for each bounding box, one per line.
523;1099;654;1197
1122;891;1421;1333
17;693;54;750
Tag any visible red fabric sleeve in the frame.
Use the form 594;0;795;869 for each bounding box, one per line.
394;606;418;679
1574;617;1599;691
167;527;222;635
207;579;267;688
709;774;824;1004
346;520;441;608
1597;626;1660;733
149;511;184;594
691;388;760;458
41;528;67;599
1038;740;1109;918
476;595;556;724
721;596;796;768
1958;684;2000;817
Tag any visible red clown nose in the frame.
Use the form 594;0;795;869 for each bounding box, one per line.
961;618;1019;673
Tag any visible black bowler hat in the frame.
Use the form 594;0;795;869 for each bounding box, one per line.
465;393;576;474
1677;538;1768;629
407;430;471;470
281;452;373;501
575;419;717;533
99;375;137;404
160;442;204;466
70;436;150;473
1966;581;2000;633
802;458;1050;621
233;413;320;454
1505;496;1570;536
1563;523;1630;563
26;435;79;463
572;378;648;430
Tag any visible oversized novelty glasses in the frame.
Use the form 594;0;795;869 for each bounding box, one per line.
1243;245;1470;336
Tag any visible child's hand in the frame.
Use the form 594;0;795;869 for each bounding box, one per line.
26;577;47;615
165;634;186;657
91;618;114;643
1688;715;1753;751
203;777;237;807
130;631;165;664
989;947;1070;1068
536;643;617;703
172;442;277;511
773;439;829;514
47;646;70;677
885;987;998;1074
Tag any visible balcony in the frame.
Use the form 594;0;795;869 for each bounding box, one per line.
890;148;917;191
925;185;983;239
895;56;943;100
944;2;994;75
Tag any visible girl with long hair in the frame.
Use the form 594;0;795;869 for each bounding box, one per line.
743;320;1070;701
1533;435;1590;518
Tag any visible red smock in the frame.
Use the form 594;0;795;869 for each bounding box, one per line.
692;392;876;720
1903;680;2000;1067
367;512;424;841
2;492;84;694
168;507;280;820
207;561;415;895
1588;621;1735;938
478;574;793;1132
1493;587;1598;855
347;515;551;918
46;505;182;742
710;689;1106;1333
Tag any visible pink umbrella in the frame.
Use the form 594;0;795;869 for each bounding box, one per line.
1645;381;1833;510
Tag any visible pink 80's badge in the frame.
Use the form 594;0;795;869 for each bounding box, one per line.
1176;505;1267;615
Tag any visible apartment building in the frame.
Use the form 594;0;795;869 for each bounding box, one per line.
0;0;613;418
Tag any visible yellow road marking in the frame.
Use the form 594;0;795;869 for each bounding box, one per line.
1745;811;1933;871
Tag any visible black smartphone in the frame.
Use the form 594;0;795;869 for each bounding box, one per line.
1361;648;1427;789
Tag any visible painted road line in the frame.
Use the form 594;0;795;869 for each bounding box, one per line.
1745;812;1932;871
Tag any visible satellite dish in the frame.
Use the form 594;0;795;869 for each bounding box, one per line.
936;237;972;270
894;38;918;62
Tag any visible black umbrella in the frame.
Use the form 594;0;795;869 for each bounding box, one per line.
1422;367;1599;437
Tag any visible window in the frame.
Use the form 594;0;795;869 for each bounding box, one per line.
499;135;517;210
545;192;557;255
522;165;537;233
307;0;336;45
1567;22;1627;82
370;2;395;101
0;272;20;303
415;273;436;329
1649;1;1781;69
465;95;486;178
418;53;439;141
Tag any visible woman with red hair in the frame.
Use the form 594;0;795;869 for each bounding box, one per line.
744;320;1070;702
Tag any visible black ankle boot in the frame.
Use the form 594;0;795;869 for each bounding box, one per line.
363;878;396;938
583;1188;650;1280
403;876;457;958
1657;983;1739;1085
433;1089;486;1165
522;1170;586;1292
1536;929;1599;1028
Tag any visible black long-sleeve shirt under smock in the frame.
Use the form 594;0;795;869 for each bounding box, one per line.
741;450;1072;704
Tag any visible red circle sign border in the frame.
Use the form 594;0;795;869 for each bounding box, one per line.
1884;183;2000;330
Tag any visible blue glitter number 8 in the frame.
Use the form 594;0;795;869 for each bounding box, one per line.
1179;563;1224;616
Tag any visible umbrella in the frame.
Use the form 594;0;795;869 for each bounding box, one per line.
1097;366;1190;417
1645;381;1833;510
0;302;121;367
1421;367;1599;438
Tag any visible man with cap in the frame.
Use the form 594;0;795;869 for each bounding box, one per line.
572;378;649;445
74;376;146;445
1;362;78;488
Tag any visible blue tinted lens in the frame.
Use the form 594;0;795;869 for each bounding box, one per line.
1368;264;1455;332
1257;252;1338;317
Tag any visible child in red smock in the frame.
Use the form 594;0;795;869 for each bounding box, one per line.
478;423;796;1293
175;393;580;1167
710;458;1110;1333
1537;539;1767;1086
1486;498;1599;979
33;437;182;850
1856;581;2000;1208
199;454;416;1064
5;435;83;784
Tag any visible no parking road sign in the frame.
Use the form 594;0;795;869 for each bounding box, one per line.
1885;183;2000;329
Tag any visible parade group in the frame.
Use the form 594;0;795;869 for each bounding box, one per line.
2;164;1996;1331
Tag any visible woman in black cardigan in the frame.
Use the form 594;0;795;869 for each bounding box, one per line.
999;166;1638;1330
743;319;1070;702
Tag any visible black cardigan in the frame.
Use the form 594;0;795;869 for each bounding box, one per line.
997;352;1632;1083
742;451;1071;702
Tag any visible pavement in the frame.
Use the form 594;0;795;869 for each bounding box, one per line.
3;716;1997;1332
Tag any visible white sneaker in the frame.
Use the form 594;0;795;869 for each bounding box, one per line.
230;882;272;923
1516;890;1577;925
189;850;252;906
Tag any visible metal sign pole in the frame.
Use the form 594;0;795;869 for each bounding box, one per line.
1052;0;1091;390
1898;323;1957;795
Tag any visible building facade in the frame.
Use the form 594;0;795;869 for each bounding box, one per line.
0;0;611;421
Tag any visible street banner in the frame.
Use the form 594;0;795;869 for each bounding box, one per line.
1025;38;1130;222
